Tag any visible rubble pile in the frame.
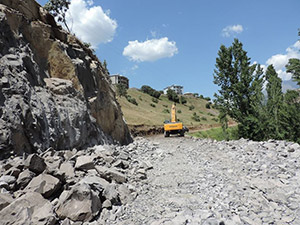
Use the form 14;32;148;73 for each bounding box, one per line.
0;137;154;224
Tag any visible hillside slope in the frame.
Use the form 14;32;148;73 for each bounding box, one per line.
117;88;228;134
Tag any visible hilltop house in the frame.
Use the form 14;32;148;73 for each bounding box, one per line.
163;85;183;95
110;74;129;89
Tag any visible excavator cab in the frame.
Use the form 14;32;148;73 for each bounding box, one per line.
163;103;188;137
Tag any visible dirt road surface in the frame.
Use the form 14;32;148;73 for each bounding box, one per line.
102;135;300;225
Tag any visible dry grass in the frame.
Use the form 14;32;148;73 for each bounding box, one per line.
117;88;222;129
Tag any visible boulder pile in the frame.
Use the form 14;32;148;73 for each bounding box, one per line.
0;137;154;224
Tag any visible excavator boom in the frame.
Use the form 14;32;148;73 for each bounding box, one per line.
163;103;188;137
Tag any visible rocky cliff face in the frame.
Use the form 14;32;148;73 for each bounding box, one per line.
0;0;132;158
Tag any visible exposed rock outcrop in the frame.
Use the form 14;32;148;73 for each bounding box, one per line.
0;0;132;158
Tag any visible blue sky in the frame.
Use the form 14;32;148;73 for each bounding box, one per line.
37;0;300;98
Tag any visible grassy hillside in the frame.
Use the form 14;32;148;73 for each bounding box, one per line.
117;88;225;131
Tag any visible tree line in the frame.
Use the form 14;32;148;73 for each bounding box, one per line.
214;33;300;143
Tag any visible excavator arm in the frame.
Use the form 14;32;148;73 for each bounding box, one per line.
164;103;188;137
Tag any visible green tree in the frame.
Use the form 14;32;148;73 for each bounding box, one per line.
103;60;109;74
213;39;264;140
167;89;179;103
286;30;300;85
265;64;284;139
281;90;300;143
286;58;300;85
141;85;161;99
44;0;71;33
116;84;127;97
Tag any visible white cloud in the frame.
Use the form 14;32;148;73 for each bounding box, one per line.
222;24;243;37
131;65;139;70
265;41;300;80
123;37;178;62
65;0;117;47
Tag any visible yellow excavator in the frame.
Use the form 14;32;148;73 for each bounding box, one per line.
163;103;188;137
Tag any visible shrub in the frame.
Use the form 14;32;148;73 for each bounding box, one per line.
152;98;159;103
180;96;187;104
177;109;182;113
201;117;207;121
162;109;170;113
192;112;200;122
163;104;168;108
189;105;195;110
150;103;156;107
139;96;143;101
126;95;138;105
212;118;219;122
206;102;211;109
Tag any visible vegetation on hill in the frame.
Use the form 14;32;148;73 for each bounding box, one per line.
141;85;161;99
116;88;224;129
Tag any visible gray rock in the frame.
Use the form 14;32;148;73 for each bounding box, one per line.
4;167;21;178
0;0;132;158
118;184;135;204
102;199;112;209
56;183;101;222
16;169;36;189
0;175;16;184
95;166;126;183
24;174;61;198
0;192;57;225
25;154;47;174
0;193;13;210
113;159;129;169
103;183;120;205
79;175;109;193
60;161;75;178
75;155;95;170
288;143;300;152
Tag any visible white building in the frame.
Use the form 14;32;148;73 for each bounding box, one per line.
163;85;183;95
110;74;129;89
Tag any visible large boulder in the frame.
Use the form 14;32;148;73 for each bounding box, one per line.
0;0;132;158
24;174;61;198
95;166;127;183
56;183;101;222
0;192;57;225
24;154;46;174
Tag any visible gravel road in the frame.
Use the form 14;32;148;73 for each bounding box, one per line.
102;135;300;225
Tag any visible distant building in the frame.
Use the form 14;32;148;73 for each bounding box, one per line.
110;74;129;89
163;85;183;95
184;92;194;97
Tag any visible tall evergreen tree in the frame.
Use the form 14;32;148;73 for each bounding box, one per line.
281;90;300;143
213;39;264;140
265;64;284;139
286;29;300;85
286;58;300;85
